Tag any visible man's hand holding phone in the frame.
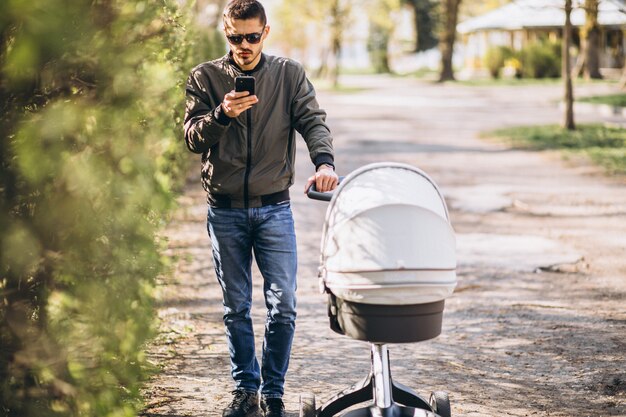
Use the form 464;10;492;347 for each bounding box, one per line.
222;90;258;118
222;76;258;118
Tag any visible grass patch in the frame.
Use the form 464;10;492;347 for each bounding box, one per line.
483;124;626;175
579;93;626;108
458;77;617;87
459;77;561;86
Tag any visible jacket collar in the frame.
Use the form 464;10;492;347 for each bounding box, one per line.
227;52;267;75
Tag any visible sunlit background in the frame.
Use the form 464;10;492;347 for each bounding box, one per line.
1;1;624;416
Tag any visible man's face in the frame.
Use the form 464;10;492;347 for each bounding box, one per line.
223;17;269;70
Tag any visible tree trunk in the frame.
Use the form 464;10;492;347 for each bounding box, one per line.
572;51;585;78
405;0;438;52
563;0;576;130
329;0;347;88
368;22;392;73
582;0;603;79
332;33;341;88
315;48;330;79
439;0;462;82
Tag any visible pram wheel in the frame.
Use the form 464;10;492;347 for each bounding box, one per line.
299;392;316;417
429;391;451;417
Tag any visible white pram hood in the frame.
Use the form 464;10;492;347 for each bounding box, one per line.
320;163;457;305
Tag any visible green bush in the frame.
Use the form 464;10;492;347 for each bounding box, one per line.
519;41;561;79
0;0;217;416
484;45;514;79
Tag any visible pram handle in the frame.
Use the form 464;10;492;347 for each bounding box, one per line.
306;176;344;201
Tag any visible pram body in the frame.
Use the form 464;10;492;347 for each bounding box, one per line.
303;163;457;417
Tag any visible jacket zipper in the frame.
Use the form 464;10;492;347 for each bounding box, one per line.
243;109;252;209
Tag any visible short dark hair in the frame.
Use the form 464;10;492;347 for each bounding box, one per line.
223;0;267;26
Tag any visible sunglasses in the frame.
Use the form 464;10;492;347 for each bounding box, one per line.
226;28;265;45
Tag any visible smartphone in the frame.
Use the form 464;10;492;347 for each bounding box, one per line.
235;76;255;96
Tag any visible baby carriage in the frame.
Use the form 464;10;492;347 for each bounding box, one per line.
304;162;457;417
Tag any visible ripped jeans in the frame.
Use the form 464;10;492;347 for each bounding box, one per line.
207;202;297;398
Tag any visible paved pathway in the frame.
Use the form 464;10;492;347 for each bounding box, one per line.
143;76;626;417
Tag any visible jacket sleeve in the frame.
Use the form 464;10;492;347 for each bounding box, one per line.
291;65;335;167
183;68;230;154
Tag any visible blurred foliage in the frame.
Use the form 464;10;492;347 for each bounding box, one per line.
484;45;514;79
0;0;218;416
366;0;401;73
460;0;511;18
272;0;311;57
485;124;626;175
519;41;562;79
269;0;513;78
274;0;353;84
367;25;392;73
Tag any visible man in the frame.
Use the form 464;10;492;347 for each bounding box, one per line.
183;1;338;416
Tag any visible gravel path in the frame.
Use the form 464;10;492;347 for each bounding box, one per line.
143;76;626;417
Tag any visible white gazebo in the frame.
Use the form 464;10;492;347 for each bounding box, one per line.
457;0;626;74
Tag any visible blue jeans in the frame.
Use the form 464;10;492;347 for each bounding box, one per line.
207;202;297;399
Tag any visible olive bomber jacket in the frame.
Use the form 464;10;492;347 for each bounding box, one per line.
183;53;335;208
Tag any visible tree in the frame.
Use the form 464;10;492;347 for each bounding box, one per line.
276;0;352;86
304;0;353;86
439;0;463;81
329;0;353;87
573;0;603;79
582;0;603;79
273;0;311;59
366;0;402;73
403;0;439;52
563;0;576;130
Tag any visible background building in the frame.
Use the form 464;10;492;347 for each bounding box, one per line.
457;0;626;77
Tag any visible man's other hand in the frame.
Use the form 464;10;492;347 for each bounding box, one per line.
304;164;338;194
222;91;259;118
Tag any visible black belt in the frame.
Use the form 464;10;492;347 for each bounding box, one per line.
208;189;290;209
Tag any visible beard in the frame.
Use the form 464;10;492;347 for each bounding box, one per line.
233;48;260;68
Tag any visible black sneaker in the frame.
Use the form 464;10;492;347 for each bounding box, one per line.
223;389;260;417
261;397;285;417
